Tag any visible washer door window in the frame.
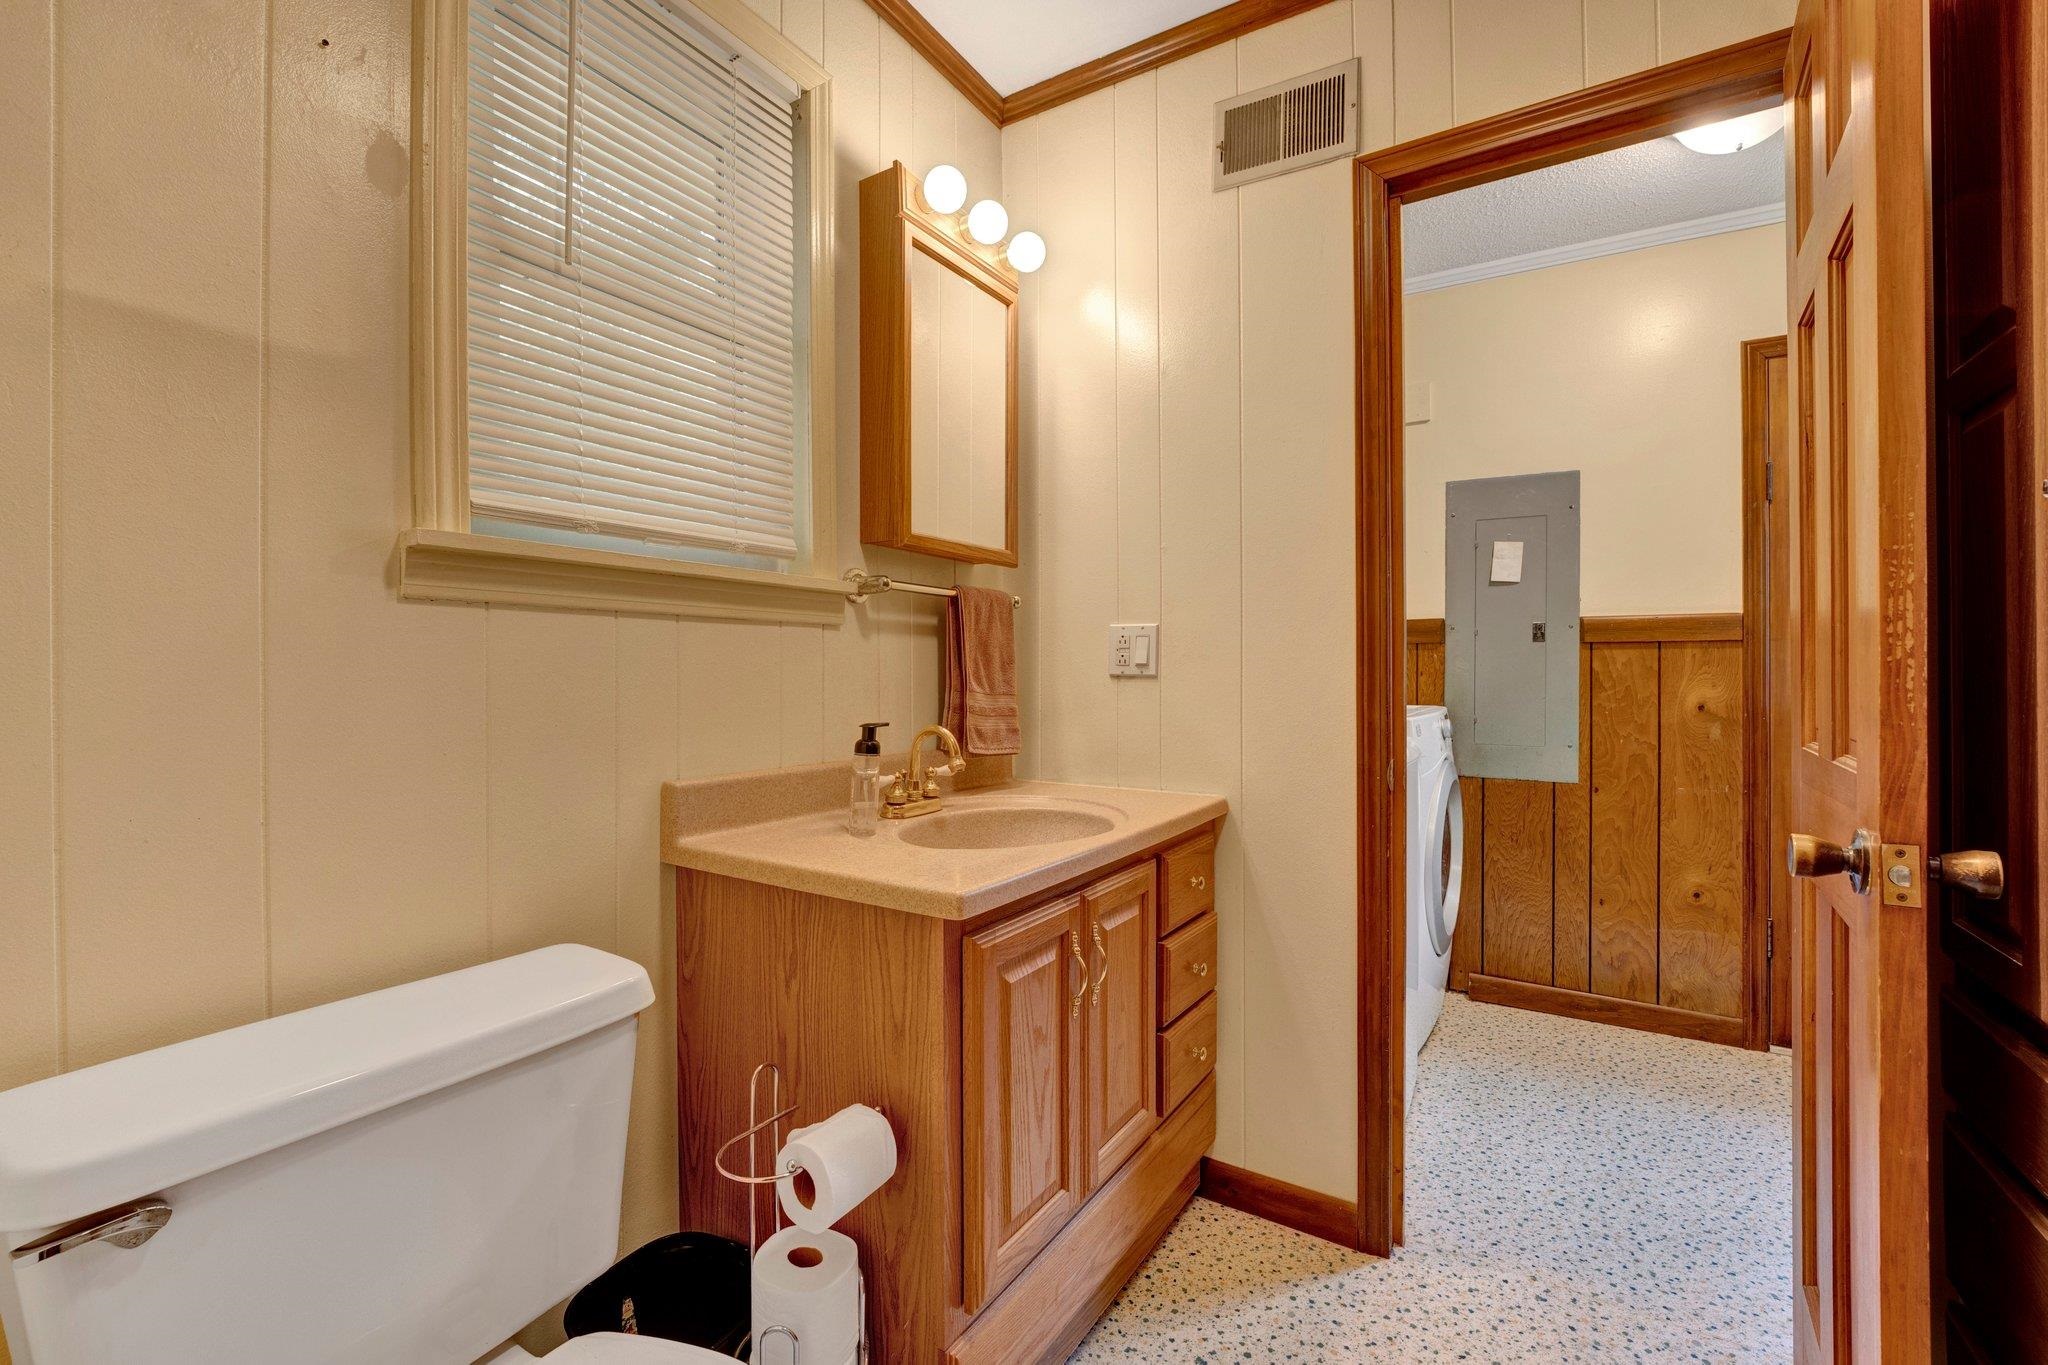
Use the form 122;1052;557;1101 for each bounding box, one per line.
1423;764;1465;956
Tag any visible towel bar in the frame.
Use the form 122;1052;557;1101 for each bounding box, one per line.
842;569;1020;609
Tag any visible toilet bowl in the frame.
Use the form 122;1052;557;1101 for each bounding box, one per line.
1404;705;1464;1106
0;945;734;1365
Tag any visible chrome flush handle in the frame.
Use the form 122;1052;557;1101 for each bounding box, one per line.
12;1199;172;1264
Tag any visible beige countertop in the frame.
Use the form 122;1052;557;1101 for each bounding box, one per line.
661;760;1225;919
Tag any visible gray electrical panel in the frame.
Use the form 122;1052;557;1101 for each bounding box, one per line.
1444;471;1581;783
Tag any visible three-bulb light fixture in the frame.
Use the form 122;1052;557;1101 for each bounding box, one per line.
921;164;1046;275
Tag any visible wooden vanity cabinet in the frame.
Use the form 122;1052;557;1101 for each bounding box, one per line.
961;893;1088;1310
1079;863;1158;1192
960;865;1159;1311
674;820;1218;1363
1158;830;1215;933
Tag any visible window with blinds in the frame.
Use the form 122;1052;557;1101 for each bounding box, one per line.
466;0;807;562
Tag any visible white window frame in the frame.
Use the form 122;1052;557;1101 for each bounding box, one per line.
403;0;842;624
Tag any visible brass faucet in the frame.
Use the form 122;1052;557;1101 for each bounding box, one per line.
883;724;965;819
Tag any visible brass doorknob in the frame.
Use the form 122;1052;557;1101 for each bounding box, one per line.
1787;829;1874;893
1931;850;2005;900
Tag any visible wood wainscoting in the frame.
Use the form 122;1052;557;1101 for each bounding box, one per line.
1405;613;1762;1049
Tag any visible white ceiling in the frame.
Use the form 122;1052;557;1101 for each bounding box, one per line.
1401;133;1786;283
915;0;1225;96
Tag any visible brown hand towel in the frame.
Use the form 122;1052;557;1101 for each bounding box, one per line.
943;586;1021;756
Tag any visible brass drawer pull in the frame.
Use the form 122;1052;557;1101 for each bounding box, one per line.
1069;933;1087;1018
1189;960;1210;977
1189;874;1207;890
1189;1045;1210;1063
1090;921;1109;1006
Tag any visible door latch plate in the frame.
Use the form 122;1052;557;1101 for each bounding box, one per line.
1880;843;1922;907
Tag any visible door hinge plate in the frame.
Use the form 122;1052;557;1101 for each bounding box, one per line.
1880;843;1923;907
1766;916;1774;959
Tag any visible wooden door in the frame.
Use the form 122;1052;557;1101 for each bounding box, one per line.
1928;0;2045;1358
1746;335;1794;1050
1081;863;1159;1192
961;893;1086;1312
1779;0;1938;1359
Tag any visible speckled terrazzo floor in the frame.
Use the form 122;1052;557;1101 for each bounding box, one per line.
1071;994;1792;1363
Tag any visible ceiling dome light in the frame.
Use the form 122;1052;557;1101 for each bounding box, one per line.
966;199;1009;245
921;164;968;215
1006;231;1046;274
1672;105;1786;155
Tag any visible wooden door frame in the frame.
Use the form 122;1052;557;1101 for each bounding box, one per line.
1743;333;1791;1050
1351;31;1791;1256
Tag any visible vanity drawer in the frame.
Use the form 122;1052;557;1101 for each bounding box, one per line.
1157;992;1217;1116
1158;833;1215;935
1157;913;1216;1027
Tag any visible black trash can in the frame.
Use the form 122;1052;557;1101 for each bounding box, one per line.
564;1232;750;1357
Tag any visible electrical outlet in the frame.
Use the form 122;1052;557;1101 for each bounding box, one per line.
1109;623;1159;677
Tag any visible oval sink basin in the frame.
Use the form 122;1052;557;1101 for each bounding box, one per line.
895;806;1116;850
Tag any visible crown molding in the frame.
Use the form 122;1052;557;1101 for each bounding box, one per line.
863;0;1341;128
1000;0;1334;124
1403;201;1787;294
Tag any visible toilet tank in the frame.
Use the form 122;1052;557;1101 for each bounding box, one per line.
0;945;654;1365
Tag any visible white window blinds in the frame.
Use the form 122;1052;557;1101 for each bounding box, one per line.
466;0;805;560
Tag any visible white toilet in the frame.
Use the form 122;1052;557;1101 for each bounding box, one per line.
1404;704;1464;1106
0;944;731;1365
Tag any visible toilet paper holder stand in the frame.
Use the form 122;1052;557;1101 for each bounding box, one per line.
713;1061;878;1364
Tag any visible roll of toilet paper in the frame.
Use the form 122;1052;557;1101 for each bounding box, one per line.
775;1103;898;1232
752;1225;861;1365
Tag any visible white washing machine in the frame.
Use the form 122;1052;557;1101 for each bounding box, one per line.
1404;704;1464;1106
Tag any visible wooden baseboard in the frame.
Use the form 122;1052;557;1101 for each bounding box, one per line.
1198;1157;1359;1249
1465;974;1753;1048
947;1077;1215;1365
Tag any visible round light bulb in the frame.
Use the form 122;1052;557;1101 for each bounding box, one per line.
921;164;968;215
1006;230;1046;274
1672;105;1785;155
966;199;1009;245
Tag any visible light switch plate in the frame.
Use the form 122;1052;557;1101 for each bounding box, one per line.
1109;623;1159;677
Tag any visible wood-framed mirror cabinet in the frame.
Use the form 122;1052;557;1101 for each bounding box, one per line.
858;161;1020;566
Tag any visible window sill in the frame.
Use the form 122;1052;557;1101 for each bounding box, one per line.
397;529;848;626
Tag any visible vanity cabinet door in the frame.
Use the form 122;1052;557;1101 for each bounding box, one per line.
1081;863;1159;1194
962;892;1087;1312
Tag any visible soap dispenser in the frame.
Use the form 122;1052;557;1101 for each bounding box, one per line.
849;721;889;836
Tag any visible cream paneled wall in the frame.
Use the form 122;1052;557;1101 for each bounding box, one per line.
0;0;1004;1355
1003;0;1791;1200
1403;225;1787;618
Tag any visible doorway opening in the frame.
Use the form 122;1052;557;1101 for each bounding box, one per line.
1350;32;1791;1262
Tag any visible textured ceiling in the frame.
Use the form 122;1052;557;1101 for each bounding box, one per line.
914;0;1225;95
1402;133;1786;281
